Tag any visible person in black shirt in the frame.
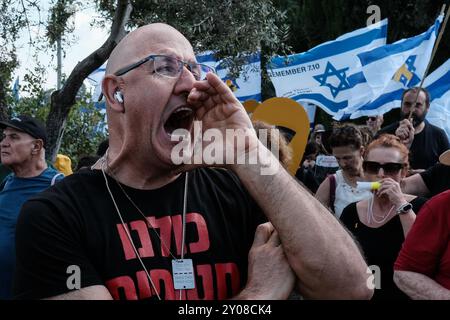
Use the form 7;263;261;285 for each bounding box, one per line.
401;150;450;197
377;87;449;170
340;134;427;300
295;141;320;193
14;23;372;300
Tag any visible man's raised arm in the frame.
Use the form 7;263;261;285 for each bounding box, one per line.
187;72;373;299
232;145;372;299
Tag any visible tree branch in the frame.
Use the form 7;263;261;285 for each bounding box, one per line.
46;0;132;160
19;0;33;45
56;0;132;106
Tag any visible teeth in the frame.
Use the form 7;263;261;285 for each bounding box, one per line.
173;107;192;114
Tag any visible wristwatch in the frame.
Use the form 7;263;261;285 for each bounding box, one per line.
396;202;413;215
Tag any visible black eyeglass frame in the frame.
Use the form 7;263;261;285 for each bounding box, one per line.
113;54;215;79
97;54;215;102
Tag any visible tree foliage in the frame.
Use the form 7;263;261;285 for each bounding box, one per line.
95;0;291;75
7;62;108;168
3;0;291;159
2;0;449;160
0;0;35;121
59;101;107;165
46;0;78;46
44;0;131;161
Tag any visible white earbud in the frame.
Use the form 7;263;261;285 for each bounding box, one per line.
114;91;124;103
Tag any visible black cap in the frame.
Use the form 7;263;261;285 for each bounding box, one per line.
0;115;47;148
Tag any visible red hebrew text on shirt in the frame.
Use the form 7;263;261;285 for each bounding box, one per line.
107;212;241;300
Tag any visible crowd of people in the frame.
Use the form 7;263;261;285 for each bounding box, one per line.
1;22;450;300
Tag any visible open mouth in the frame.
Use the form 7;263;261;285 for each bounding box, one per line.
164;106;195;137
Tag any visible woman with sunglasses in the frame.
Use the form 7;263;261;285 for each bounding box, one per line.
340;134;427;300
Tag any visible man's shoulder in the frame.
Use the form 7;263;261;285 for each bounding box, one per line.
431;189;450;202
423;190;450;217
425;121;448;136
20;169;104;223
40;166;64;181
2;172;14;183
32;168;102;201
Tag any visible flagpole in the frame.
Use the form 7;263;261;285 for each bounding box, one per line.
409;4;449;120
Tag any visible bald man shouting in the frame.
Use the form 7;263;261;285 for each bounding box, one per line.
14;23;372;300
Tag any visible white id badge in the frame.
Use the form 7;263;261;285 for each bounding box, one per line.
172;259;195;289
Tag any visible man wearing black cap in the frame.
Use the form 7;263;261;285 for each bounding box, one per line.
0;114;63;299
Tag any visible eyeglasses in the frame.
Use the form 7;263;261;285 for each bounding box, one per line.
367;117;377;122
114;54;215;80
363;161;405;175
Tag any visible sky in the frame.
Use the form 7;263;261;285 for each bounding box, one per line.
14;2;110;92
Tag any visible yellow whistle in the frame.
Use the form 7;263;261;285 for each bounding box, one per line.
370;181;381;190
356;181;381;191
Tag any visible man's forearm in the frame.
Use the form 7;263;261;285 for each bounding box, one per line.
394;270;450;300
401;174;430;197
231;144;372;299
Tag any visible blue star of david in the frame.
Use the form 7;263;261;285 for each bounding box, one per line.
313;62;351;98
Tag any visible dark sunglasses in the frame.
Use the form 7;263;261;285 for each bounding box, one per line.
367;117;377;121
363;161;405;175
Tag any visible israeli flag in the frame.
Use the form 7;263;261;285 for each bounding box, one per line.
267;19;387;120
196;51;261;102
86;62;107;134
87;62;107;108
303;102;317;128
346;15;443;119
11;76;20;101
425;58;450;141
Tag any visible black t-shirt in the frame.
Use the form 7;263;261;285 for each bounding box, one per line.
377;121;450;170
13;168;265;300
420;163;450;197
340;196;427;300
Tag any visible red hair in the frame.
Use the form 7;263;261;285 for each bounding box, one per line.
364;134;409;168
